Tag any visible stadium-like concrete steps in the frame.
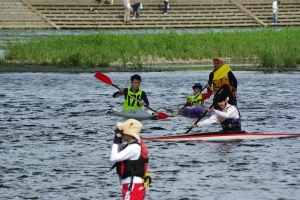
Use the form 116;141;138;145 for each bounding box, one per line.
0;0;53;29
0;0;299;29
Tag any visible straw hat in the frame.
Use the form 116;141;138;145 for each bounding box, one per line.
117;119;143;140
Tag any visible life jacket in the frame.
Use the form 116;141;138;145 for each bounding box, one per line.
212;71;234;95
218;105;242;132
112;141;149;179
123;87;143;111
187;94;203;106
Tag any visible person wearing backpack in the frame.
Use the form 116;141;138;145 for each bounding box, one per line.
110;118;151;200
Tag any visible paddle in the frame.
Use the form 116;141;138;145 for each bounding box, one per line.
172;64;231;117
185;66;231;134
94;72;169;119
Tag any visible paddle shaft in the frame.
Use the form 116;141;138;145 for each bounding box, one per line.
112;84;158;113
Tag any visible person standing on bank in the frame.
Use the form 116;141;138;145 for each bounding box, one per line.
132;2;143;19
163;0;168;15
191;84;242;133
123;0;131;23
110;118;150;200
206;57;238;106
272;0;281;24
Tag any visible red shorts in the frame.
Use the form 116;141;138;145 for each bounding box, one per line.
122;183;146;200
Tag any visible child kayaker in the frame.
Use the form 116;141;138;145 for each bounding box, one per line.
185;83;213;106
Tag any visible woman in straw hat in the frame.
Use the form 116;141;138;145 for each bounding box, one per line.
110;118;150;200
191;84;241;133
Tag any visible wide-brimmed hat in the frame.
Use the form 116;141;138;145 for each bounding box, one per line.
192;83;202;89
215;84;230;102
213;57;224;63
117;118;143;140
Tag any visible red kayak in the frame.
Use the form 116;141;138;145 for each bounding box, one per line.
141;131;300;142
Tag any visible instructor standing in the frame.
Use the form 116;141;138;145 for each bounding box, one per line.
206;57;238;106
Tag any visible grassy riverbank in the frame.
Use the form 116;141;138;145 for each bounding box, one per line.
1;27;300;70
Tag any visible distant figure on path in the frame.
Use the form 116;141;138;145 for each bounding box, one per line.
123;0;131;23
163;0;168;15
272;0;281;24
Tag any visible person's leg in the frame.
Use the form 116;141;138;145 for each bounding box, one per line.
274;12;278;23
137;6;140;18
124;8;127;22
163;1;168;14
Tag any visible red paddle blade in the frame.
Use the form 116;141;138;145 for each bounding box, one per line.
94;72;113;85
157;112;169;119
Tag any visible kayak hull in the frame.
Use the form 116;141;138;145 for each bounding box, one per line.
142;131;300;141
108;107;158;120
179;105;210;118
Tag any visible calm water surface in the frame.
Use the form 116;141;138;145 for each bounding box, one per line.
1;71;300;200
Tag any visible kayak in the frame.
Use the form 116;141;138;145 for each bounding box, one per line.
141;131;300;142
107;106;158;120
179;105;211;118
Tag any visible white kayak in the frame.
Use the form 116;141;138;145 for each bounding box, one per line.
142;131;300;142
108;106;159;120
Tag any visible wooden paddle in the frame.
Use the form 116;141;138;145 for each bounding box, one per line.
94;72;169;119
172;64;231;117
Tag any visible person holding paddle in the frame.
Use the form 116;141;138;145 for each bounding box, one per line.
206;57;238;106
191;84;241;133
113;74;149;111
185;83;213;107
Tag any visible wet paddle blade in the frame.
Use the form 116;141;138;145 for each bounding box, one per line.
172;111;179;117
157;112;169;119
213;64;231;80
94;72;113;85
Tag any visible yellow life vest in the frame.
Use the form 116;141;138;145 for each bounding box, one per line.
212;70;233;94
187;94;203;106
123;87;143;111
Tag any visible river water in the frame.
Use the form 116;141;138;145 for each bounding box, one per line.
1;70;300;200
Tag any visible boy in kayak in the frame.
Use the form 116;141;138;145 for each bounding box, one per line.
110;118;151;200
185;83;213;106
191;84;241;132
206;57;238;106
113;74;149;111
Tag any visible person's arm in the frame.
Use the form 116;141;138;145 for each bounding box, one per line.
195;114;218;127
207;71;214;87
202;87;213;101
110;143;141;162
112;88;127;98
141;91;149;107
214;106;239;119
228;71;237;90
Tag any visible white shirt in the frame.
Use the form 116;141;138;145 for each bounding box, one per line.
272;1;278;13
196;104;239;127
123;0;131;8
110;142;143;184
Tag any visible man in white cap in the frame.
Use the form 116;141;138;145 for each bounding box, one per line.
191;84;241;133
206;57;238;107
110;118;149;200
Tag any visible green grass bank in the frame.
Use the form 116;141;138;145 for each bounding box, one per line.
1;27;300;70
